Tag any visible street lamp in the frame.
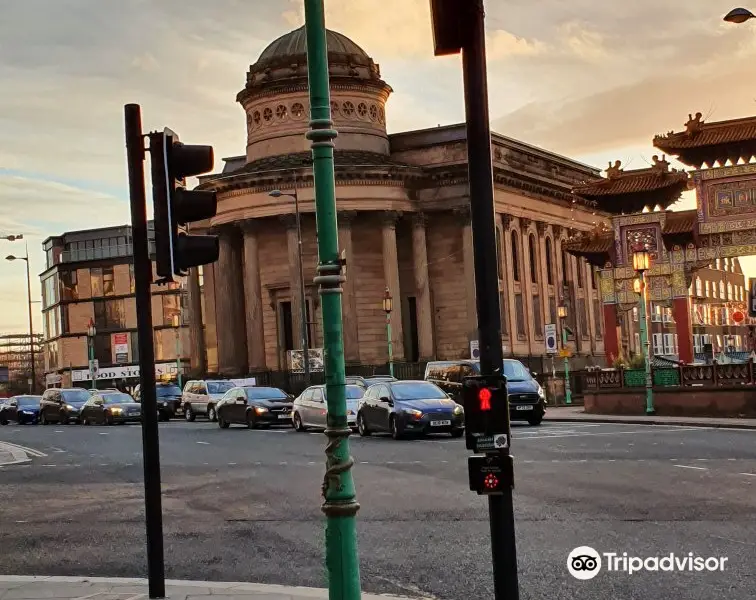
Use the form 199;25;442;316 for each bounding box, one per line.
87;319;97;388
632;245;655;415
724;7;755;23
557;305;571;405
269;183;310;385
6;243;36;394
382;287;394;377
172;313;183;389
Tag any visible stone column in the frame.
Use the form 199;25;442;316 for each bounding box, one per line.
457;206;478;344
411;213;434;360
381;211;405;361
202;262;218;372
602;304;620;363
338;211;360;363
186;267;206;374
216;226;247;376
282;214;304;352
242;221;267;371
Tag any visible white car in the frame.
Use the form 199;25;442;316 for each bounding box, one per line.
181;379;235;422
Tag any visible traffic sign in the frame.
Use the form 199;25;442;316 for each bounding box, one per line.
545;323;557;355
732;310;745;325
559;348;571;359
474;433;509;452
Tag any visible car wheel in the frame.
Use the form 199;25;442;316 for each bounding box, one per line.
40;412;48;426
0;419;8;426
450;428;464;438
81;417;89;426
528;416;543;426
357;413;371;437
207;405;217;422
218;414;230;429
184;405;196;422
390;416;402;440
105;413;114;426
246;411;256;429
292;412;306;432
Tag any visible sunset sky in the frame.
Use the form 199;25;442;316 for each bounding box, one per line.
1;0;755;334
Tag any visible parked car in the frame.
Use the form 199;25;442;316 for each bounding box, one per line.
133;383;180;421
39;388;91;425
215;386;293;429
88;388;119;395
292;384;365;432
364;375;397;387
357;380;464;439
181;379;235;422
345;376;367;389
0;395;43;425
80;391;142;425
424;359;545;425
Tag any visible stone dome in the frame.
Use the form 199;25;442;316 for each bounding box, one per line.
257;26;370;64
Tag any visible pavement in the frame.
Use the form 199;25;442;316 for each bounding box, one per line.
544;405;756;429
0;576;409;600
1;419;755;600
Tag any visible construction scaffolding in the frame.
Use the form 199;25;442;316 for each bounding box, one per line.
0;333;43;395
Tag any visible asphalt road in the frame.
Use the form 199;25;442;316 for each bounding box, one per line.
1;419;755;600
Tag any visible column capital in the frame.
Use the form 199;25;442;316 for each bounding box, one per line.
412;212;428;228
240;219;261;236
552;224;563;238
520;217;533;231
279;213;298;230
536;221;549;236
452;204;471;222
500;213;514;230
338;210;359;225
381;210;402;228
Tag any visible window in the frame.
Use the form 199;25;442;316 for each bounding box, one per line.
42;274;59;309
91;268;103;297
727;282;732;300
46;341;59;371
719;281;725;298
129;264;135;294
131;331;139;363
576;258;584;288
60;270;78;301
495;227;504;281
663;334;675;355
102;266;115;296
652;333;663;356
93;299;125;330
705;280;710;297
161;294;180;326
545;238;554;285
695;277;702;297
633;307;639;322
634;332;641;353
515;295;526;337
511;232;520;282
562;249;570;284
578;298;588;338
94;334;112;365
528;234;538;283
533;295;543;336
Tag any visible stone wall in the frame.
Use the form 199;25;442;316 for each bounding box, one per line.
584;388;756;417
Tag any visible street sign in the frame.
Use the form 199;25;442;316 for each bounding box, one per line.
749;278;756;318
88;359;99;376
474;433;509;452
545;323;557;355
559;348;571;359
468;453;514;495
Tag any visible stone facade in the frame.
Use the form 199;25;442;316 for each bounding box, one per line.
192;26;609;376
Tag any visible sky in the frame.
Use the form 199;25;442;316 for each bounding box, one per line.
1;0;755;334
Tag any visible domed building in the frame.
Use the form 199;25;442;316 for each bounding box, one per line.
186;26;610;377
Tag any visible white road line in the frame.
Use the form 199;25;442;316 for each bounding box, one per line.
514;427;698;441
54;430;63;433
674;465;708;470
739;473;756;478
228;462;237;466
196;441;210;445
98;433;108;436
0;441;47;457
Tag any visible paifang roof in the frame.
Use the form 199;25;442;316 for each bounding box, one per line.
662;209;697;235
653;113;756;167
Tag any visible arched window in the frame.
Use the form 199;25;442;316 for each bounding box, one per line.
562;248;569;284
576;258;584;288
528;234;538;283
511;232;520;282
545;238;554;285
495;227;504;281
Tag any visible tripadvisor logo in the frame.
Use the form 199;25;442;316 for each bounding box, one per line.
567;547;728;579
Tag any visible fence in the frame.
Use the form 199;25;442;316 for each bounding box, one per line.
583;360;756;391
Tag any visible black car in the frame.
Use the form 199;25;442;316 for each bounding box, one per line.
216;386;294;429
80;392;142;425
39;388;91;424
357;380;464;440
0;395;43;425
424;359;545;425
134;383;180;421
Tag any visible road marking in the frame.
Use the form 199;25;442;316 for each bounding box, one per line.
515;427;698;441
54;430;63;433
674;465;708;470
51;447;66;453
196;441;210;445
695;458;708;461
0;441;47;457
228;462;237;466
98;433;108;436
739;473;756;478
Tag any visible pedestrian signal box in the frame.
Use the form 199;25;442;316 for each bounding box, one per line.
462;374;509;452
468;453;514;495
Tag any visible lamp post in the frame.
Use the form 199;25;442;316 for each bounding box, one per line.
557;305;571;405
172;314;183;390
303;2;361;598
632;246;655;415
87;319;97;388
724;7;755;23
382;287;394;377
270;183;311;385
6;242;36;394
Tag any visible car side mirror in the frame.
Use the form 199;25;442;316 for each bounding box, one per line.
379;396;391;404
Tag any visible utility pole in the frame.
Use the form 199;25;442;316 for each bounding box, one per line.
430;1;520;598
303;1;361;598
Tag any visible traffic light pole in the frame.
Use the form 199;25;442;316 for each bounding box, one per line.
303;2;362;599
462;2;520;598
124;103;166;599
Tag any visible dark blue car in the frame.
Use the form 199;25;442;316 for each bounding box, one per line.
0;395;43;425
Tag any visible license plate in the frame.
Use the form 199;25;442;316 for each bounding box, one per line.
515;405;533;411
430;419;451;426
278;414;291;419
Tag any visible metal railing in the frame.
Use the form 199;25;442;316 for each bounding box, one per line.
583;361;756;391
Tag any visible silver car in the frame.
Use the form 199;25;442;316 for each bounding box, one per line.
181;379;235;422
292;384;364;432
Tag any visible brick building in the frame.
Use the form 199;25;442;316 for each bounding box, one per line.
186;26;610;377
39;225;189;388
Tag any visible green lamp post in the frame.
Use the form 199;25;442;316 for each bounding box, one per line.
382;287;394;377
557;305;571;405
632;246;655;415
303;1;361;599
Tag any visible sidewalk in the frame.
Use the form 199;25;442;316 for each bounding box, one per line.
0;576;420;600
544;406;756;429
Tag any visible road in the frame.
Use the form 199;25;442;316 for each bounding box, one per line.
1;420;755;600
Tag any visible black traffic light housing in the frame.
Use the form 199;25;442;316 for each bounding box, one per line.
462;374;510;452
429;0;471;56
150;128;219;282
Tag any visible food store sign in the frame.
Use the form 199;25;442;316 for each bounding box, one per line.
72;363;179;382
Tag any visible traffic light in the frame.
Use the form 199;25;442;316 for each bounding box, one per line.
462;374;509;452
149;127;219;282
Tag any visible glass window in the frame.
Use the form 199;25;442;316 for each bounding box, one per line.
345;385;365;399
529;234;538;283
91;268;103;297
94;334;112;365
207;381;234;394
103;266;115;296
545;238;554;285
94;299;125;330
156;385;181;397
101;393;133;404
390;382;447;400
129;264;135;294
502;360;531;381
495;227;504;281
245;387;288;400
60;270;78;301
42;274;59;308
62;389;91;404
162;294;180;326
511;232;520;282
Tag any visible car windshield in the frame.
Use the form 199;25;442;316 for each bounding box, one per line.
62;390;91;404
345;385;364;399
101;393;133;404
503;360;531;382
245;387;288;400
391;382;447;400
156;385;181;397
207;381;234;394
17;397;41;407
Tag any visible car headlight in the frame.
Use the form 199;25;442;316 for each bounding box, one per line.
403;409;423;418
20;410;34;415
537;385;545;399
110;407;123;414
453;405;464;415
66;405;76;411
254;406;268;415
